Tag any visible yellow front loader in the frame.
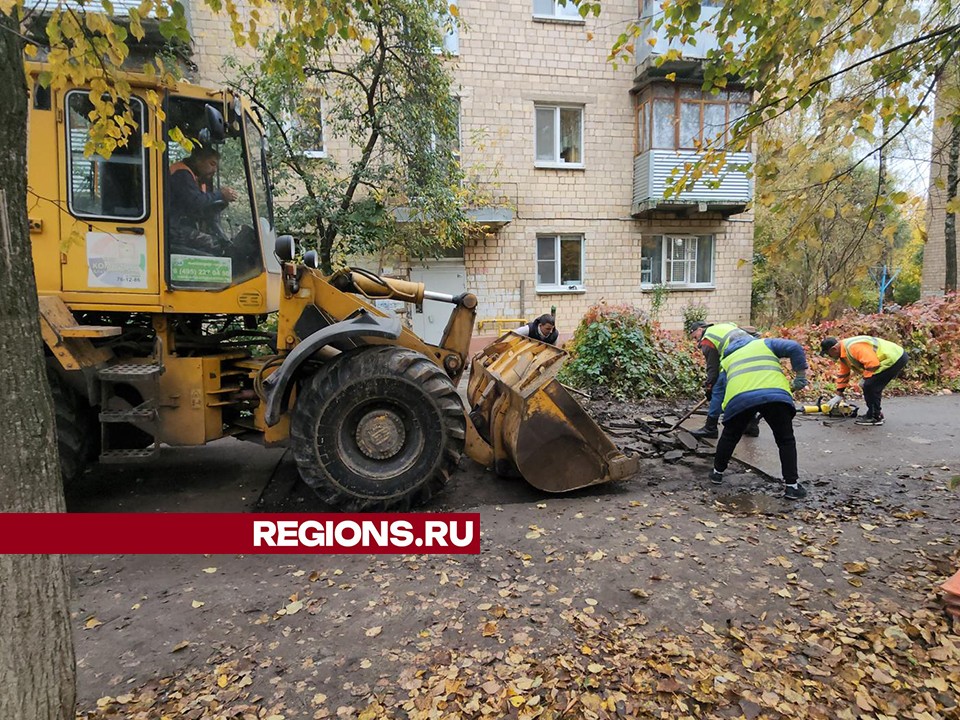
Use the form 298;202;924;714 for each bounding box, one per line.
28;65;637;511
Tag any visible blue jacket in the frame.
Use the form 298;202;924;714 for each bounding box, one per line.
712;337;808;420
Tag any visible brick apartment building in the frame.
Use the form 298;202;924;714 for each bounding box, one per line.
922;64;959;297
186;0;756;341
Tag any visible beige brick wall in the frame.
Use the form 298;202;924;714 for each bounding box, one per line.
183;0;756;331
452;0;754;331
923;66;959;297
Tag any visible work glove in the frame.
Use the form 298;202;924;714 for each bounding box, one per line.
825;394;844;410
704;387;713;402
790;375;808;392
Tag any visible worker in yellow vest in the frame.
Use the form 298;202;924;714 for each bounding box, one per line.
819;335;908;426
687;321;760;438
709;335;810;500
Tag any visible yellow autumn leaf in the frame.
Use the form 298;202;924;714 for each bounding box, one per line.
217;674;228;688
365;626;382;637
191;600;205;608
843;561;868;574
85;617;103;629
808;161;835;184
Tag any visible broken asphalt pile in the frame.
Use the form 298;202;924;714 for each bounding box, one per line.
591;401;715;467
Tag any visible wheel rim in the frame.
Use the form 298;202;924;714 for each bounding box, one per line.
354;408;406;460
334;396;426;480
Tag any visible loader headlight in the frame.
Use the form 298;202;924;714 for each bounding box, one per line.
275;235;296;262
302;250;320;270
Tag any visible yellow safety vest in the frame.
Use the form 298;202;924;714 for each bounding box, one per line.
721;338;789;410
841;336;904;373
704;322;749;356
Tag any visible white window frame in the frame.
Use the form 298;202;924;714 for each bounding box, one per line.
280;97;326;159
65;89;149;222
536;233;586;292
533;0;585;22
534;104;584;169
640;234;715;289
432;0;459;55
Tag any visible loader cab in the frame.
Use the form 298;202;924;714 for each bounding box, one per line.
27;66;281;315
162;93;281;309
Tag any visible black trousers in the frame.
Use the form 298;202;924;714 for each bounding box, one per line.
714;402;798;483
861;353;908;418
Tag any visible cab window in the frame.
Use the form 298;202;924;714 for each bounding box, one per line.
164;96;264;288
65;91;148;221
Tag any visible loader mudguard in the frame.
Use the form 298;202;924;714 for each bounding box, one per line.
262;312;402;427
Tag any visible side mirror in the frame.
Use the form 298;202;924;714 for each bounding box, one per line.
303;250;320;270
275;235;296;262
198;104;226;145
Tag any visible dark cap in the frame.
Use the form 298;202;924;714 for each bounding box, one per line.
820;337;839;356
687;321;710;335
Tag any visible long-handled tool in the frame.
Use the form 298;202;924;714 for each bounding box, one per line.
653;398;707;434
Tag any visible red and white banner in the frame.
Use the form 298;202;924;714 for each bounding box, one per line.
0;513;481;554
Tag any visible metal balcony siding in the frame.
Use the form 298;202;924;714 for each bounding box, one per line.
633;150;753;208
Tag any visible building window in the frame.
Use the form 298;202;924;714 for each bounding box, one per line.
282;96;325;158
535;105;583;167
431;97;461;164
537;234;584;290
641;235;714;287
66;90;148;221
433;0;459;55
533;0;583;20
635;86;750;152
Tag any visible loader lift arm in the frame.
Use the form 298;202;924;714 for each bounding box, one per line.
260;263;636;511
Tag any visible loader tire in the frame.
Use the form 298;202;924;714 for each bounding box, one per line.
47;369;95;484
291;346;465;511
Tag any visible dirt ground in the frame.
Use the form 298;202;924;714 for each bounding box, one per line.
69;395;960;719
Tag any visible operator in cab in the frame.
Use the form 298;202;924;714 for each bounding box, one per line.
168;147;238;256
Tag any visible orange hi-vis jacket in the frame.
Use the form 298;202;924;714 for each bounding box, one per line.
834;336;905;391
169;161;210;192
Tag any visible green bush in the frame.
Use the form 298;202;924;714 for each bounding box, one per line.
681;302;709;333
558;303;701;400
773;293;960;396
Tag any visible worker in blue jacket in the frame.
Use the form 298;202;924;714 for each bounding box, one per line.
709;334;810;500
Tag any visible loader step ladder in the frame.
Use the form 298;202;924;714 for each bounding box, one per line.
97;362;162;463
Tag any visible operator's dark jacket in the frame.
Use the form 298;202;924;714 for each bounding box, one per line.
168;162;229;236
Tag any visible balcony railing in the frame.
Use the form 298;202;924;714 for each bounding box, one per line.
632;149;752;215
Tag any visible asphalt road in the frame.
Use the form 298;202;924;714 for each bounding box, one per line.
65;394;960;514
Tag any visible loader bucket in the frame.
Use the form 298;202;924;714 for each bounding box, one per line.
467;333;638;492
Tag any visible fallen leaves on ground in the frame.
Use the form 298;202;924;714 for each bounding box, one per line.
77;592;960;720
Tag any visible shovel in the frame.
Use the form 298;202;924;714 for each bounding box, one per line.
653;398;707;434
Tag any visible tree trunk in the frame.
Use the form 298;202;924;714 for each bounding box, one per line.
0;11;77;720
945;119;959;294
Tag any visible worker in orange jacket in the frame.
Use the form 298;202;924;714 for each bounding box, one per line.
819;335;908;426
